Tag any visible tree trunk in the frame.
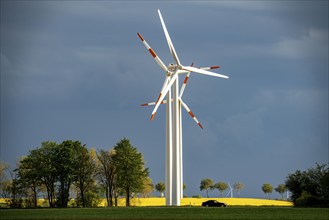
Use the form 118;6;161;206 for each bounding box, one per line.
105;186;110;207
109;186;113;206
114;192;118;206
126;187;130;206
32;185;37;208
81;189;85;207
45;182;55;208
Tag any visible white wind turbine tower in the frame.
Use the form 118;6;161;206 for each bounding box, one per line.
226;182;234;198
137;9;229;206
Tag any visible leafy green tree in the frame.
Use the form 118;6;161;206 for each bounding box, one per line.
54;140;83;207
233;182;245;197
96;149;117;206
0;162;8;184
17;156;43;207
73;147;96;207
27;141;58;207
275;184;287;200
112;138;149;206
183;183;187;197
140;177;154;198
285;170;305;202
214;181;228;197
262;183;273;199
76;181;101;207
155;182;165;197
200;178;214;198
0;161;10;198
9;172;24;208
285;163;329;206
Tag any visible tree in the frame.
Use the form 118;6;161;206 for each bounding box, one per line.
155;182;165;197
0;161;10;198
17;156;43;208
27;141;58;207
183;183;186;197
112;138;149;206
8;170;24;208
262;183;273;199
73;146;96;207
275;184;287;200
233;182;245;197
96;149;117;206
285;163;329;206
200;178;214;198
54;140;83;208
214;181;228;197
140;177;154;198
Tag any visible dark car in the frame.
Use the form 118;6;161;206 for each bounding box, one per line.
202;200;227;207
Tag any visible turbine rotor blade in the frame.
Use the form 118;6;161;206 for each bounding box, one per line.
158;9;181;65
200;66;220;70
179;72;191;98
182;65;229;79
141;100;167;106
137;33;168;72
179;98;203;129
154;75;171;106
151;72;178;120
179;63;194;98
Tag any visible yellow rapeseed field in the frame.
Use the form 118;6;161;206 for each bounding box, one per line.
127;198;292;207
0;197;293;207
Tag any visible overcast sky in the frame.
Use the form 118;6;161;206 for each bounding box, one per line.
1;1;328;199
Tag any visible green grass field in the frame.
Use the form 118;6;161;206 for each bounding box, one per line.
1;207;328;220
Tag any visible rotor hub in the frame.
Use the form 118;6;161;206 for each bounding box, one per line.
167;63;177;72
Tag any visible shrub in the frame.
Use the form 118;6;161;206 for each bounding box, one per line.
295;191;321;207
192;195;202;198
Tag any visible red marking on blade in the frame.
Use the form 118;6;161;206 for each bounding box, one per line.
210;66;220;69
156;93;162;103
150;113;156;121
188;111;195;118
198;123;204;129
141;103;148;106
183;76;189;84
149;48;157;58
137;33;144;41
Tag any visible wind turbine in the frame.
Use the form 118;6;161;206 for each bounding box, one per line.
137;9;229;206
226;182;234;198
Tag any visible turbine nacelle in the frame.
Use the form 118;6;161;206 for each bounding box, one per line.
167;63;177;71
166;64;189;76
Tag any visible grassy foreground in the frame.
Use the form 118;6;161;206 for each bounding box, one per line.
1;206;328;220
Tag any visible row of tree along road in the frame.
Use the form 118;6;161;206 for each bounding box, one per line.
1;138;328;208
198;179;287;200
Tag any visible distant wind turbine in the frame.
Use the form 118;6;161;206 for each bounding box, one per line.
226;182;234;198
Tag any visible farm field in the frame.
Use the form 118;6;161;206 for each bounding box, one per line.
121;197;293;207
0;197;293;207
1;206;328;220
